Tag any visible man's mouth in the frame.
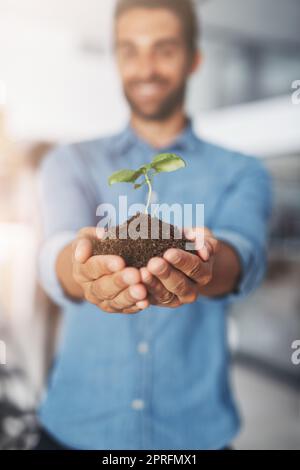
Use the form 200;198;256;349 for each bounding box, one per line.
130;82;166;99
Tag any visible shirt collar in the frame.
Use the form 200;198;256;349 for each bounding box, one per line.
168;117;199;152
114;116;199;155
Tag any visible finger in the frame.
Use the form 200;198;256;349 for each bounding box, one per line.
163;248;212;286
106;283;147;310
196;236;219;261
122;306;143;314
92;267;141;301
184;226;212;240
184;227;206;257
140;267;177;305
77;226;105;240
74;254;126;283
147;258;198;304
99;301;142;314
82;281;100;306
135;299;150;309
206;236;220;255
184;228;218;261
73;227;106;264
74;238;93;264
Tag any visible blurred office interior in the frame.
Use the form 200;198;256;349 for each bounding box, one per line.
0;0;299;449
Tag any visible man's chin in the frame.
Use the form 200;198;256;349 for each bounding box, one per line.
128;103;175;121
133;110;167;121
124;84;186;121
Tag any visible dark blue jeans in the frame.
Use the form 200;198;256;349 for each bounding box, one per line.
34;427;232;451
34;428;73;450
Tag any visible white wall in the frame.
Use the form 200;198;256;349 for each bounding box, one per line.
195;95;300;157
0;0;299;151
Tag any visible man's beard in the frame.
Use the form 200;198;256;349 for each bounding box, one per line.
123;79;187;121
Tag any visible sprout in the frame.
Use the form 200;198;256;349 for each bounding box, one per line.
108;153;186;214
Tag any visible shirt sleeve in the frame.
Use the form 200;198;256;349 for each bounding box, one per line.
210;156;273;303
37;144;96;307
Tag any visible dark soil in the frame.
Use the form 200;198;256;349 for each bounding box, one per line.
92;212;197;268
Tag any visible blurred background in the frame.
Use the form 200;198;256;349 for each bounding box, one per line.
0;0;299;450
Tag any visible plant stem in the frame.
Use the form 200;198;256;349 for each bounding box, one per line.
144;171;152;214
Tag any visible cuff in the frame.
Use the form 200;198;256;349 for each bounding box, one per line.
38;231;77;307
211;228;266;303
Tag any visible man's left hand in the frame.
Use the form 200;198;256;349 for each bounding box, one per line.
140;227;219;308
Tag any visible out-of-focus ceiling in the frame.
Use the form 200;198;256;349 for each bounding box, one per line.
0;0;115;36
0;0;299;143
199;0;300;48
0;0;299;48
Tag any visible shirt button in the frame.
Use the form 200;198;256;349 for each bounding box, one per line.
137;341;149;354
131;399;145;411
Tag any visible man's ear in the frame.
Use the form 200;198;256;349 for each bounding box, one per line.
189;50;202;75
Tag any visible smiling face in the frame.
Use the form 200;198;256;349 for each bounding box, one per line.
115;7;200;121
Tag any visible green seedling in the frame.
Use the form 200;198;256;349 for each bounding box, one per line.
108;153;186;214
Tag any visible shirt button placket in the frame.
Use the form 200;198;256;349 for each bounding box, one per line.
135;313;153;449
132;342;149;415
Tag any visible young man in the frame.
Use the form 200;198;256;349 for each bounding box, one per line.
36;0;272;450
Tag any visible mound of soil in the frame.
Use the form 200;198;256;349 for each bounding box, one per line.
92;212;197;268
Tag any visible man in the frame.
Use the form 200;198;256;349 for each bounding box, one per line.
36;0;272;450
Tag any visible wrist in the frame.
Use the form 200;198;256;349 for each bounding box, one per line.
56;243;84;301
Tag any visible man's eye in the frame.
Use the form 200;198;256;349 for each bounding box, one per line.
119;48;136;59
157;47;176;57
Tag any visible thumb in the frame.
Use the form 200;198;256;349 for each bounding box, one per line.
74;238;93;264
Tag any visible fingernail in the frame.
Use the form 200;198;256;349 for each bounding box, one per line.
141;270;152;283
75;241;85;262
151;261;165;275
96;227;105;239
136;300;148;309
130;285;143;299
165;250;181;263
184;227;194;239
201;245;210;261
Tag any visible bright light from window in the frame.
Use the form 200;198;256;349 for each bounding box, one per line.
0;80;7;106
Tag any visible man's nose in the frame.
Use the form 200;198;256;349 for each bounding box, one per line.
134;55;157;80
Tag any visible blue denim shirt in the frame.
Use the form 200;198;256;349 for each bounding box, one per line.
37;120;273;450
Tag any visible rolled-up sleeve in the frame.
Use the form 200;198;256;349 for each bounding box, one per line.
37;144;96;307
211;157;273;303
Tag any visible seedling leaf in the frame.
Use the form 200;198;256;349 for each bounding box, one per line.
107;152;186;214
151;153;186;173
108;169;140;186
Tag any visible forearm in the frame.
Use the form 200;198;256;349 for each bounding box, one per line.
56;243;84;301
198;241;241;297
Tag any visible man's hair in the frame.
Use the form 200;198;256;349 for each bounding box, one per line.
114;0;199;55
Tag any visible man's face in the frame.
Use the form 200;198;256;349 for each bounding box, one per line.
115;7;198;121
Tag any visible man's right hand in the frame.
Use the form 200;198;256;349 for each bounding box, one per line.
70;227;149;314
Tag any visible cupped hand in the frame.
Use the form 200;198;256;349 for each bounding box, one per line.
140;227;219;308
72;227;149;314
